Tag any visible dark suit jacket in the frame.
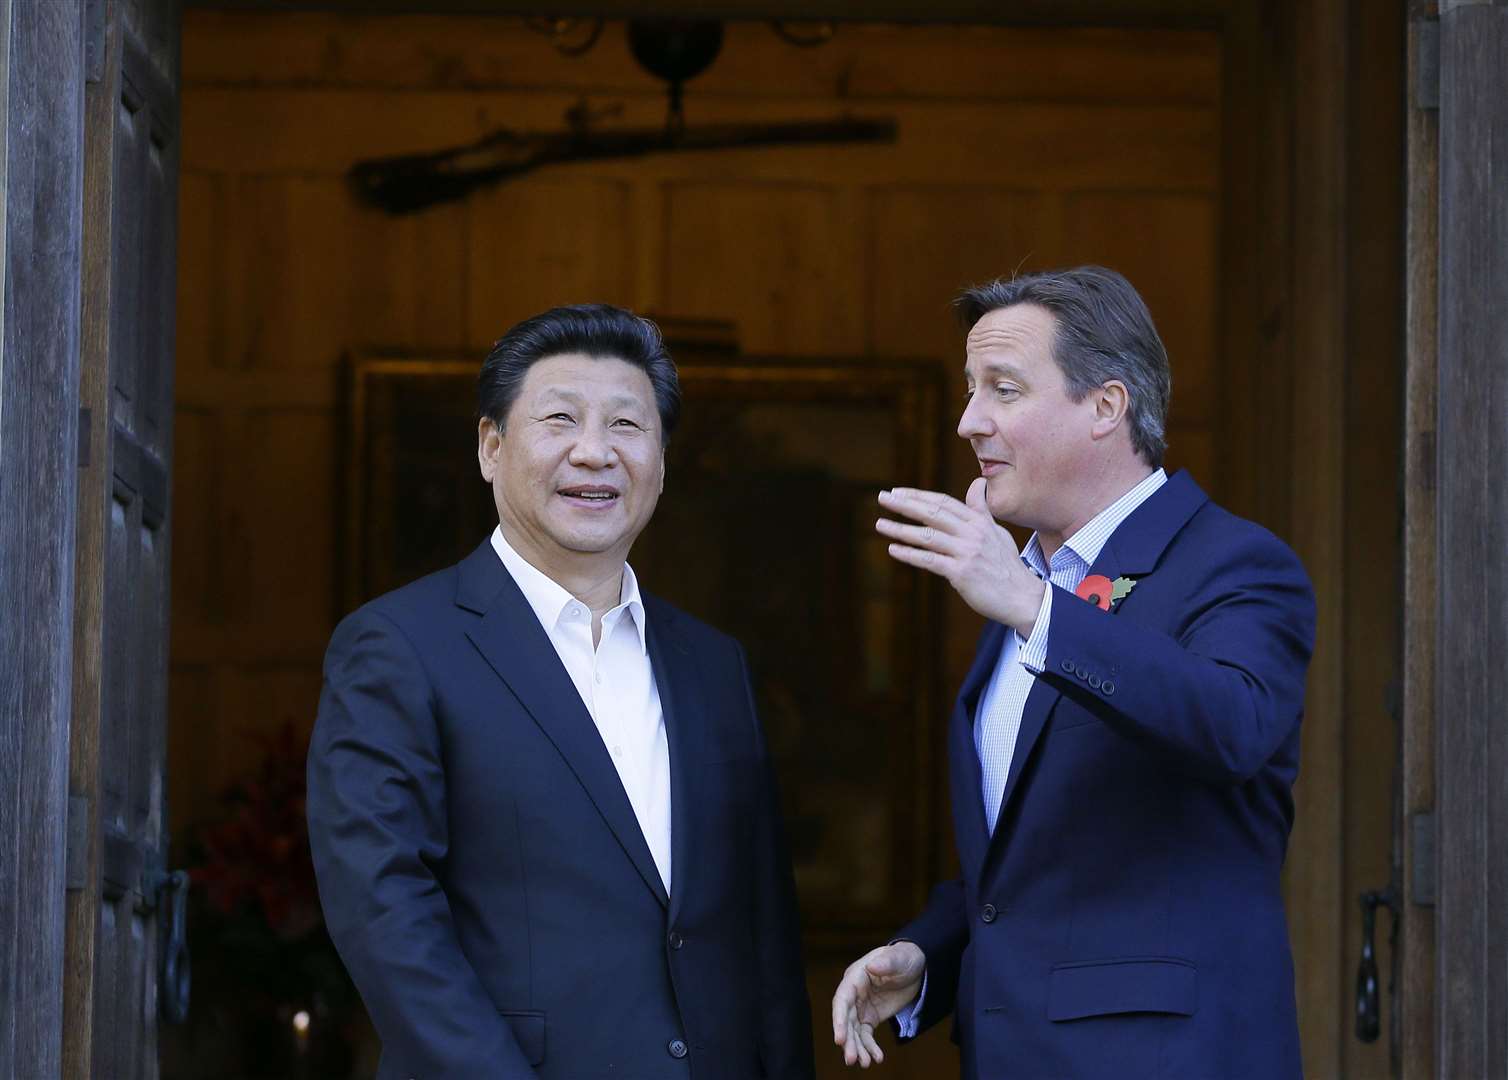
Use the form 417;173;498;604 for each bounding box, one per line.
899;470;1315;1080
307;540;814;1080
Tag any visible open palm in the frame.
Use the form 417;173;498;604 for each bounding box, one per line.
831;942;927;1068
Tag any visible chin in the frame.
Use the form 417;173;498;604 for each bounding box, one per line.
553;522;640;555
983;488;1015;519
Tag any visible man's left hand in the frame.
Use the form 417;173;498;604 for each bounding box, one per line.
876;478;1045;636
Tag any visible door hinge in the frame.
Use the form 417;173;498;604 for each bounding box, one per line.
1410;810;1436;907
66;794;90;891
1414;17;1439;112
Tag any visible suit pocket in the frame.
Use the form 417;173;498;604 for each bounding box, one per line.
1046;957;1197;1021
499;1009;546;1065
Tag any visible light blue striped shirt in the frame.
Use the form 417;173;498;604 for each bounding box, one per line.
895;468;1166;1038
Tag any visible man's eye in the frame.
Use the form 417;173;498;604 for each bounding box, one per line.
613;418;643;429
995;385;1019;399
546;412;573;423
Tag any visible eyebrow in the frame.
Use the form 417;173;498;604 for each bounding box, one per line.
965;361;1029;383
532;387;653;412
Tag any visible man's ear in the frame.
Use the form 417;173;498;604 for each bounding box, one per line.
658;446;667;495
1090;381;1131;441
478;416;502;482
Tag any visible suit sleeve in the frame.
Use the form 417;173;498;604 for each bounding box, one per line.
1041;529;1317;785
892;879;969;1039
736;644;817;1080
307;607;538;1079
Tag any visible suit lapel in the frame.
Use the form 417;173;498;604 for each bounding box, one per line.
952;623;1006;871
456;541;670;909
643;597;705;925
992;675;1063;834
984;470;1210;856
1089;469;1210;581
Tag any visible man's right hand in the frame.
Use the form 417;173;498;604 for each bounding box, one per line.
831;941;926;1068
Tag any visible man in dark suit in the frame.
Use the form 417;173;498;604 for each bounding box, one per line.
831;267;1315;1079
308;304;814;1080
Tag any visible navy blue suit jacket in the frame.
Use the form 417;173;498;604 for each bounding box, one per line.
307;540;814;1080
899;471;1315;1080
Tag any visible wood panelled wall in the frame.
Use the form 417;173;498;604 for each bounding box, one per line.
171;12;1228;1076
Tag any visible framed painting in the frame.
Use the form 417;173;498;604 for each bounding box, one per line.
344;348;946;948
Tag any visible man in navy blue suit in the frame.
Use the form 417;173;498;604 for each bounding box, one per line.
308;304;813;1080
832;267;1315;1079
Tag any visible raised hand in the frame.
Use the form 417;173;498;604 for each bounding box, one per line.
876;479;1045;635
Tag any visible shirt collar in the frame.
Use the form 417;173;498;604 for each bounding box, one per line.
1021;468;1168;576
489;526;647;654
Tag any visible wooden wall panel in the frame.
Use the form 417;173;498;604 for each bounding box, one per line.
1285;2;1349;1073
211;177;466;371
1340;4;1404;1078
176;171;219;378
231;410;337;650
1060;192;1218;422
868;187;1064;360
466;178;634;342
169;409;218;633
664;182;865;354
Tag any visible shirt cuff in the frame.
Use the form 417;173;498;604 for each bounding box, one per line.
892;969;928;1039
1015;582;1054;674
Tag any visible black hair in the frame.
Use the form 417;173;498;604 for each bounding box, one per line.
478;303;681;443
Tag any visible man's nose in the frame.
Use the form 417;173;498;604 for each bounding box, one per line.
568;426;616;467
957;393;991;440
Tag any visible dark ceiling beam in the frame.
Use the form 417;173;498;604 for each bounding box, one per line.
181;0;1227;30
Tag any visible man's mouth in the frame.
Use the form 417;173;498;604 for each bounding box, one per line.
558;485;620;506
977;458;1010;477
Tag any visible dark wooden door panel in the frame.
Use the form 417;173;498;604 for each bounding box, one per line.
65;1;180;1078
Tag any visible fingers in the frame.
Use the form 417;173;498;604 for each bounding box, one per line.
834;949;895;1068
878;487;971;527
833;955;874;1049
833;968;858;1044
874;516;963;555
883;541;954;577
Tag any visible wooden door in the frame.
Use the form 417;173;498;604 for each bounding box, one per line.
64;1;183;1077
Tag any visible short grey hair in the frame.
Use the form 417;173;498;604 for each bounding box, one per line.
956;266;1172;467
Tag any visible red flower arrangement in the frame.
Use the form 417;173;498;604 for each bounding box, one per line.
189;720;323;941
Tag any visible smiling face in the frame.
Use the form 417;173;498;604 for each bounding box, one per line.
478;352;665;578
958;303;1102;539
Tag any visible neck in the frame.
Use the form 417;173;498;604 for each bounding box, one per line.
498;523;627;615
1035;456;1156;561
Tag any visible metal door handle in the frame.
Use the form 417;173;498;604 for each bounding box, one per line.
1355;887;1397;1043
149;868;192;1024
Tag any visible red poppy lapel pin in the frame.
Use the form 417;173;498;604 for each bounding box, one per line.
1075;574;1140;612
1075;575;1114;611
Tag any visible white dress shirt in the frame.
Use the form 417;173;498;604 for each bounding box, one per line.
490;526;673;892
895;468;1167;1037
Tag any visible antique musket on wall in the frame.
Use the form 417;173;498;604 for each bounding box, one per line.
347;113;898;215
